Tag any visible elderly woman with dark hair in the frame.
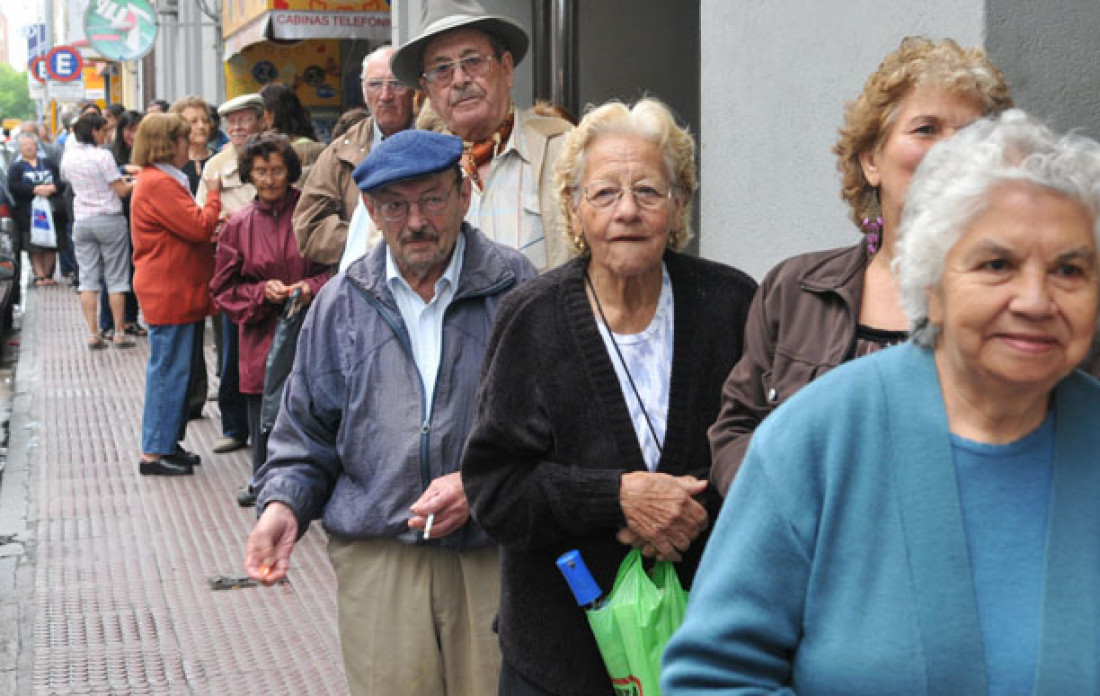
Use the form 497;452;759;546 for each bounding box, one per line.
210;133;330;505
663;110;1100;695
131;113;222;476
461;98;757;696
709;37;1014;494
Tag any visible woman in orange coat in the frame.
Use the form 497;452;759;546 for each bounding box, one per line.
130;113;222;476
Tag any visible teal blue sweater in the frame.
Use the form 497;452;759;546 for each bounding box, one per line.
662;342;1100;695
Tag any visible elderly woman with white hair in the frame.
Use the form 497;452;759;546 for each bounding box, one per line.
461;98;757;696
662;109;1100;695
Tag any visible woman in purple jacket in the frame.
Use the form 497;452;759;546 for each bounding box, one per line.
210;133;331;506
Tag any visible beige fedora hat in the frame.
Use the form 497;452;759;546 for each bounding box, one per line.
390;0;529;88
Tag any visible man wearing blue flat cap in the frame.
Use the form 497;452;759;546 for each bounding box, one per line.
243;129;536;696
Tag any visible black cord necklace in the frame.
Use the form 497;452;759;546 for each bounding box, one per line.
584;271;664;457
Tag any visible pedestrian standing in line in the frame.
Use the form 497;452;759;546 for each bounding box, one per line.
60;112;135;350
131;113;223;476
8;131;66;288
461;98;758;696
244;130;536;696
292;44;417;266
209;133;331;507
99;109;146;340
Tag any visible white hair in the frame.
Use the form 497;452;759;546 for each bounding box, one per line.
361;44;394;81
894;109;1100;347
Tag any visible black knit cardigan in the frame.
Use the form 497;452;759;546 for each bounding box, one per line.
462;250;758;696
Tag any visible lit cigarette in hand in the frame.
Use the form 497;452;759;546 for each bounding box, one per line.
424;514;435;540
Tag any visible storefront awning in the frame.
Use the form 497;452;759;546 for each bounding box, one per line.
223;9;392;60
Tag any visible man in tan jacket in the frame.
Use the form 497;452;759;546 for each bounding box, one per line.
293;45;416;266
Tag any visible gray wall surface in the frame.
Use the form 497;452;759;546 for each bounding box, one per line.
986;0;1100;141
699;0;984;280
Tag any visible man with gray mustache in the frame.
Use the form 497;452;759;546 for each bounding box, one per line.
389;0;574;272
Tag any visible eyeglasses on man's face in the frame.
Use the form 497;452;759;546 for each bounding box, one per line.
580;182;675;210
374;179;460;222
364;78;410;94
421;53;497;88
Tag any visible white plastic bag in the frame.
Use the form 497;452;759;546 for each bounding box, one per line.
30;196;57;249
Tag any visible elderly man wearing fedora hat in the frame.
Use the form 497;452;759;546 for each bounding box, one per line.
298;0;574;273
244;129;537;696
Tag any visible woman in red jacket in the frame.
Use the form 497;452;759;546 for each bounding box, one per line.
130;113;223;476
210;132;330;504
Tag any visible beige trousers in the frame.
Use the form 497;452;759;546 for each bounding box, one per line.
327;536;502;696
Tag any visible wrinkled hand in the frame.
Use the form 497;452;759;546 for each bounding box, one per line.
244;501;299;585
619;472;708;562
265;279;290;303
205;175;223;194
408;472;468;539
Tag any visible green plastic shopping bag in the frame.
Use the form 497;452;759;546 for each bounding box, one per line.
557;548;689;696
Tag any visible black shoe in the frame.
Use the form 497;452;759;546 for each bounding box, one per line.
139;458;194;476
187;408;204;421
236;485;257;508
172;447;201;466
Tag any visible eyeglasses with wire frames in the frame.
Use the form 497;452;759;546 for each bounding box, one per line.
364;78;410;94
373;178;461;222
421;53;497;87
579;182;677;210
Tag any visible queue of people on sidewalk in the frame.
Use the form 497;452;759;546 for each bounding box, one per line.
12;0;1100;692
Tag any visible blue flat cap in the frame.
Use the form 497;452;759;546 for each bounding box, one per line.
353;130;464;192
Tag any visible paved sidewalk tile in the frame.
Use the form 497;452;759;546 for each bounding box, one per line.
10;284;348;695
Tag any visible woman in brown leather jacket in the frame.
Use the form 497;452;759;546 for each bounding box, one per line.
709;37;1013;495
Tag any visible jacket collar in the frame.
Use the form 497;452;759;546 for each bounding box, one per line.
798;243;869;294
882;344;1100;694
345;221;517;306
333;117;375;166
251;186;301;217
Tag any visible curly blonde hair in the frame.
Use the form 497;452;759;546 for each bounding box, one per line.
834;37;1013;230
554;98;696;254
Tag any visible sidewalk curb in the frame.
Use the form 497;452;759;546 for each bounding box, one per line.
0;305;34;696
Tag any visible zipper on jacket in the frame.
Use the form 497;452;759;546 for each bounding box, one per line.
355;271;518;501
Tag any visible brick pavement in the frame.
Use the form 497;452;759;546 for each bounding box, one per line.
1;283;349;695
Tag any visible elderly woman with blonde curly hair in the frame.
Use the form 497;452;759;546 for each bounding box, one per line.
461;97;757;696
709;36;1014;495
664;108;1100;695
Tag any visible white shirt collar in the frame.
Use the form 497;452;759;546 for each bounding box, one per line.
154;163;191;193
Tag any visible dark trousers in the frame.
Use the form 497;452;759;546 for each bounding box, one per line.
219;313;249;441
186;319;208;417
499;661;556;696
244;394;268;477
58;220;77;277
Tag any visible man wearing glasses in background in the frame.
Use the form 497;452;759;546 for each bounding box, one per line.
294;45;416;265
390;0;574;272
245;130;536;696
